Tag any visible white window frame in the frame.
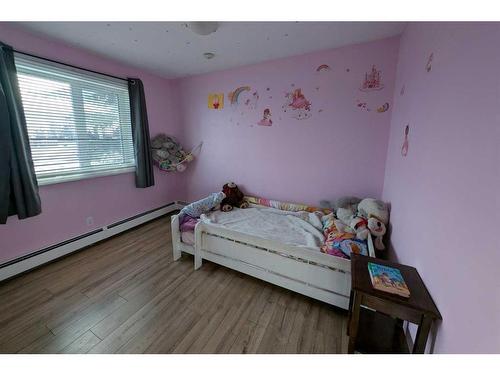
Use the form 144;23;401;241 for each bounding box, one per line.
14;53;136;186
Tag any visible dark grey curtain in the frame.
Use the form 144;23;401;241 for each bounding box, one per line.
0;42;41;224
128;78;154;188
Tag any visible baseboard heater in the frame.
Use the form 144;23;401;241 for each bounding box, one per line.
0;201;185;282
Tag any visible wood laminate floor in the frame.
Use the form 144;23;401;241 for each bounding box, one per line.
0;215;349;354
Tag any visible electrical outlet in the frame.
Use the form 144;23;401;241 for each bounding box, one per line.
86;216;94;226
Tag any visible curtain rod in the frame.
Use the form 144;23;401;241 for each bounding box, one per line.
13;49;130;83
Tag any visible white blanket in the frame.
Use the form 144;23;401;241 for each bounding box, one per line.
200;207;325;249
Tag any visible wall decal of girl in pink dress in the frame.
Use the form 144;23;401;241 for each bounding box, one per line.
257;108;273;126
282;88;312;120
401;124;410;157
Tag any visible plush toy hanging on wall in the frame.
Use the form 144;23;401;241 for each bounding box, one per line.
151;134;202;172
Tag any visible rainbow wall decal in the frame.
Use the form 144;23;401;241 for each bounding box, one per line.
316;64;331;72
228;86;251;105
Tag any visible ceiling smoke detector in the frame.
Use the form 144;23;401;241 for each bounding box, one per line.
203;52;215;60
187;22;219;36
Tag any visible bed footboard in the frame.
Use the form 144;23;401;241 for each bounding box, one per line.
193;222;353;309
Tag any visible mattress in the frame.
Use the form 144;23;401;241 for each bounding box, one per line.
200;207;325;249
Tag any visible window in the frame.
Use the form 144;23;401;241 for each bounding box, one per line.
14;54;135;185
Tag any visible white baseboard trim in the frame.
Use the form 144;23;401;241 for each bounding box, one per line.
0;201;185;282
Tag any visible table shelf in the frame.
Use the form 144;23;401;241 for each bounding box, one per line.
354;308;409;354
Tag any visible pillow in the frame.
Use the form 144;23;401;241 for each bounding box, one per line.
179;192;225;221
244;195;331;214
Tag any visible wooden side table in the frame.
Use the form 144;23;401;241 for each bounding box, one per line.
347;254;442;354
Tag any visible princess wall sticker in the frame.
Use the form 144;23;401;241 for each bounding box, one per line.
282;88;312;120
401;124;410;157
257;108;273;126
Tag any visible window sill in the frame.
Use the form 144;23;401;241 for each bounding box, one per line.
37;166;136;186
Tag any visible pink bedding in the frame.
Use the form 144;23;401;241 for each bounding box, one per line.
180;216;198;232
180;215;199;245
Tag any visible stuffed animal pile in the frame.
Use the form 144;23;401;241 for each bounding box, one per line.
320;196;389;250
151;134;193;172
320;212;369;258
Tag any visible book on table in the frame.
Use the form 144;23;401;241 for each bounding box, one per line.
367;262;410;298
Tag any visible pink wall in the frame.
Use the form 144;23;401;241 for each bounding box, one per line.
0;23;186;264
382;22;500;353
2;22;496;353
176;37;400;206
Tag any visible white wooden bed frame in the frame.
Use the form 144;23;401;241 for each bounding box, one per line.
171;208;375;310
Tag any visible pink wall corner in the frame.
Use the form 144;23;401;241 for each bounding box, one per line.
382;22;500;353
176;37;400;206
0;23;186;264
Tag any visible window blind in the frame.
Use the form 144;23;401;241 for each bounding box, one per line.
14;53;136;185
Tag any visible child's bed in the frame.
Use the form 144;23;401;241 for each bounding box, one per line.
171;201;375;310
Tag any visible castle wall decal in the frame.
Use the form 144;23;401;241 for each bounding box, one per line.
360;65;384;92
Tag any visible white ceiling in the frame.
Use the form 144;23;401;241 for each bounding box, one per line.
14;22;407;79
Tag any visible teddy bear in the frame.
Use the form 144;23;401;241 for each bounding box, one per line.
220;182;249;212
367;217;387;250
357;198;389;250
